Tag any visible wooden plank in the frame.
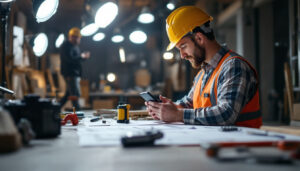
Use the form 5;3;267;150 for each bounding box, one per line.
80;79;89;104
93;100;115;110
293;103;300;121
28;70;47;98
284;63;295;119
56;71;66;98
12;68;29;99
5;66;11;90
95;109;148;117
283;89;288;117
260;125;300;136
46;69;56;97
0;111;22;152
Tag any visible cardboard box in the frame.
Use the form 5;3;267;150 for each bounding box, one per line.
92;99;115;110
292;103;300;121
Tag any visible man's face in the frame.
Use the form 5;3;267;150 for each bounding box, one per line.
69;35;81;45
175;35;205;69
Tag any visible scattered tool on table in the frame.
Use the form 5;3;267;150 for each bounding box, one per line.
61;107;79;126
121;130;163;147
61;111;84;119
117;104;130;123
90;117;101;122
220;126;240;132
201;140;300;164
246;130;285;139
94;109;151;120
202;141;300;150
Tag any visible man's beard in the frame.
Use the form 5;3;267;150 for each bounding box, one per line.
186;42;206;69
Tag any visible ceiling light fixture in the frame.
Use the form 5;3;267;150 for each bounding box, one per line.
33;0;59;23
111;34;124;43
0;0;14;3
163;52;174;60
119;47;126;63
33;33;48;57
111;28;124;43
80;23;98;36
95;2;118;28
107;73;116;82
137;6;154;24
166;2;175;10
93;32;105;41
129;30;147;44
55;33;64;48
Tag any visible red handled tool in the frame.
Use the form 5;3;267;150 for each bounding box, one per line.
61;107;79;126
202;141;300;161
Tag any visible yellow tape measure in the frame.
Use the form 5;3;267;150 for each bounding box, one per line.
117;104;130;123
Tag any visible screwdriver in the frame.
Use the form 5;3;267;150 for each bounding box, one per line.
90;117;101;122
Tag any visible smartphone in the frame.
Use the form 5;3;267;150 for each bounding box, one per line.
139;92;162;102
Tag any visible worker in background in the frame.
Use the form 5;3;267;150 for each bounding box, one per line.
145;6;262;128
59;27;90;111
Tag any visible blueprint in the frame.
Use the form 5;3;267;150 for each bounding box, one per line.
76;118;300;147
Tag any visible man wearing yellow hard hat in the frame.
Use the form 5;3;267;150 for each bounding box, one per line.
145;6;261;128
59;27;90;111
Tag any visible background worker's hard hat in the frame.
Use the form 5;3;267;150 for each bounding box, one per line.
166;6;213;51
68;27;81;37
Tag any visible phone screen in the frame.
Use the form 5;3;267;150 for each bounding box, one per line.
139;92;161;102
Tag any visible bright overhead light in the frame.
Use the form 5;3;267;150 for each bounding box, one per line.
166;2;175;10
93;32;105;41
95;2;118;28
55;33;64;48
119;47;126;63
163;52;174;60
111;34;124;43
33;33;48;57
0;0;14;2
107;73;116;82
33;0;59;23
80;23;98;36
138;13;154;24
129;30;147;44
137;7;154;24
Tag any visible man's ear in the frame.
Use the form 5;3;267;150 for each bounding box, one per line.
194;32;206;46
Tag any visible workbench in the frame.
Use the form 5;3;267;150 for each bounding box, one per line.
89;91;160;110
1;112;300;171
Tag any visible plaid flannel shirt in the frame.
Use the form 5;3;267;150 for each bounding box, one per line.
176;46;258;125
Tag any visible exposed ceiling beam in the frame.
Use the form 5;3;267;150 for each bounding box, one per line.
216;0;273;27
216;0;242;27
253;0;273;7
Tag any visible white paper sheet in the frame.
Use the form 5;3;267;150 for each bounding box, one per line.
76;118;300;147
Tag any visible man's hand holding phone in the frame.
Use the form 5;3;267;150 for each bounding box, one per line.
139;92;161;102
141;92;183;122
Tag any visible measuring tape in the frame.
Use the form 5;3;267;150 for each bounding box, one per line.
117;104;130;123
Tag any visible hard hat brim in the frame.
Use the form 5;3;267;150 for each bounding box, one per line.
166;42;176;51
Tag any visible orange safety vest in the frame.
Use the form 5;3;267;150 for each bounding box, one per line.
193;51;262;128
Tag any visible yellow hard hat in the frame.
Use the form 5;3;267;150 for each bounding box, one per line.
68;27;81;37
166;6;213;51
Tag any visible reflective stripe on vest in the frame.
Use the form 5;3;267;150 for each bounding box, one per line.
193;51;262;128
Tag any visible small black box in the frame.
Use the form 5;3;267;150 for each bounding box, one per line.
4;94;61;138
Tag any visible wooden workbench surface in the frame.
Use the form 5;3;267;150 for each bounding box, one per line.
1;125;300;171
260;125;300;136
